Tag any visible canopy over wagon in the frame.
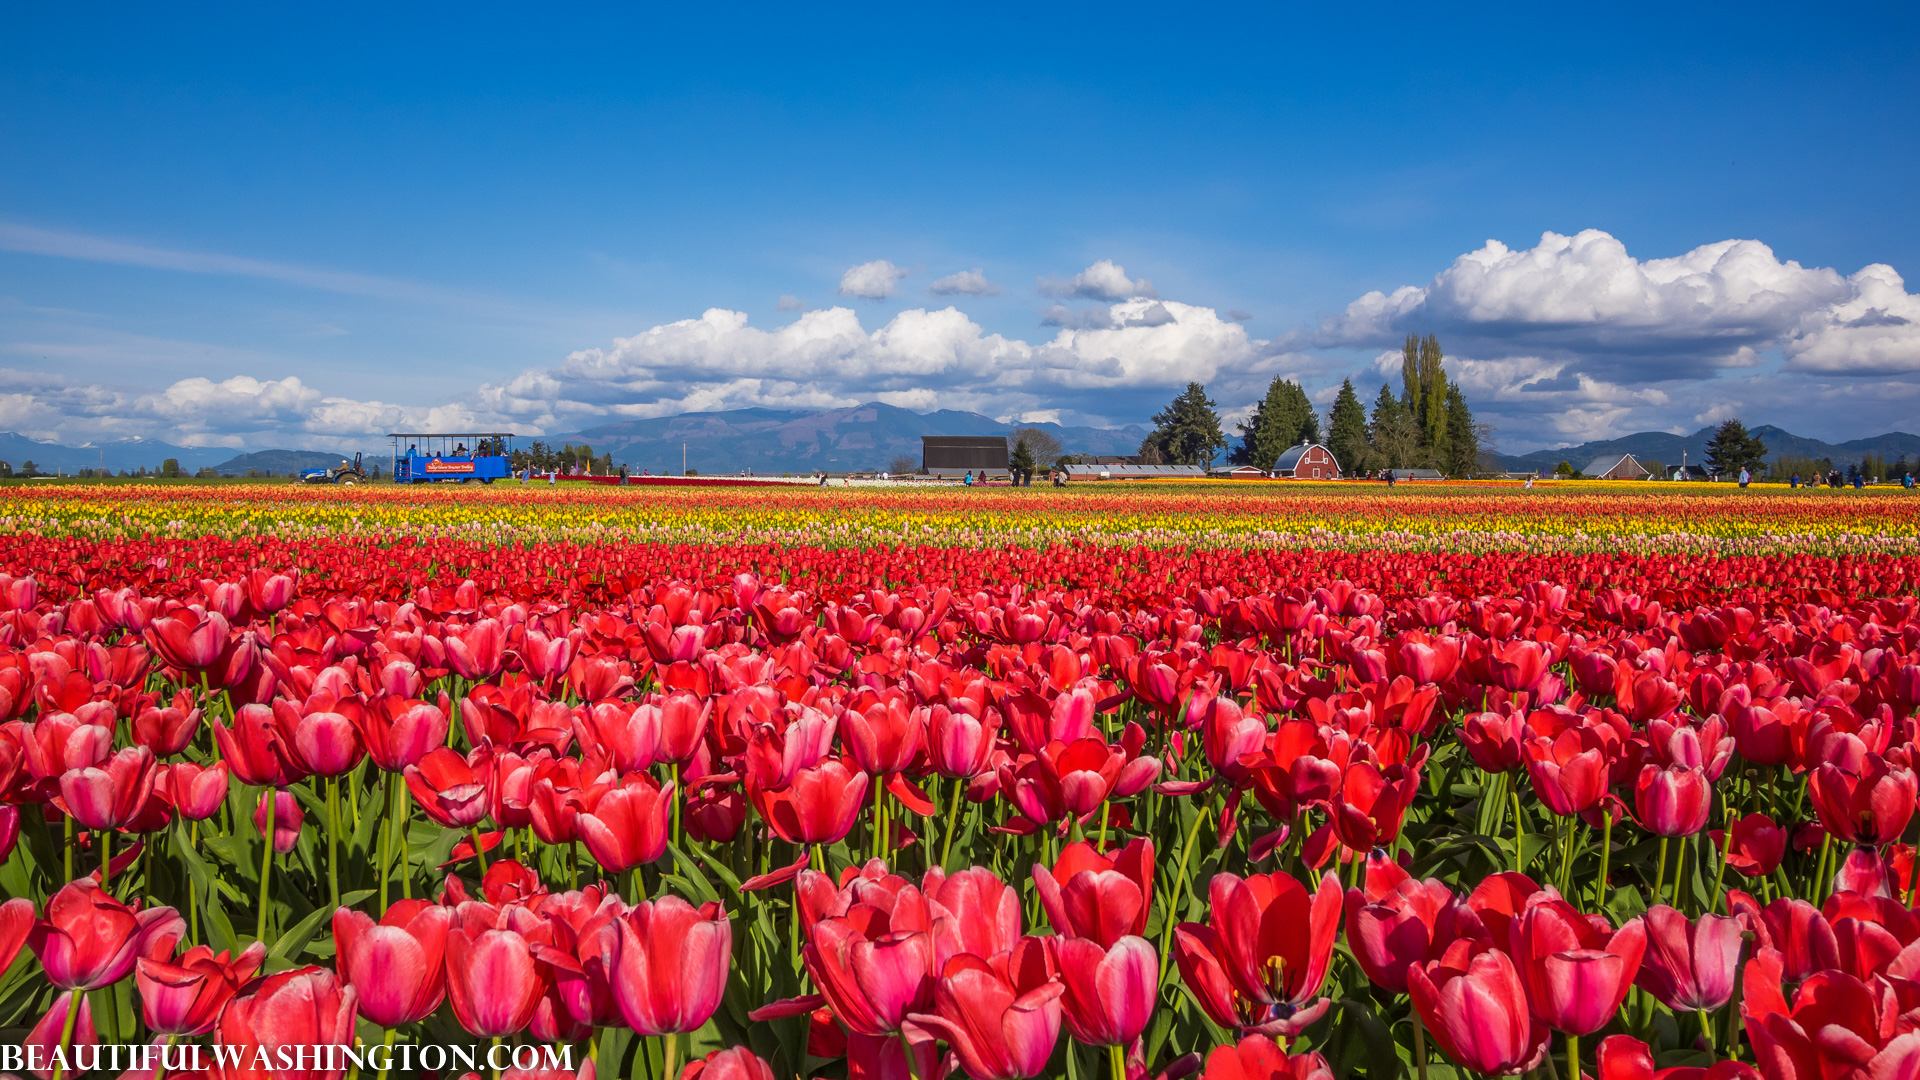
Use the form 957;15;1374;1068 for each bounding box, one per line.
388;433;517;484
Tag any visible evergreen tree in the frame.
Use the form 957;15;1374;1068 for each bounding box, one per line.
1148;383;1227;466
1233;376;1317;470
1705;419;1768;476
1009;438;1035;474
1326;378;1369;476
1443;382;1479;477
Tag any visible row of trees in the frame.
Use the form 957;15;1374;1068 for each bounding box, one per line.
508;442;614;475
1218;333;1485;475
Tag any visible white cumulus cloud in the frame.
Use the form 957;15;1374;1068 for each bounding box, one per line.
1038;259;1158;301
838;260;911;300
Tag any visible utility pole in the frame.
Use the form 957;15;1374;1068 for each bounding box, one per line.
682;442;687;477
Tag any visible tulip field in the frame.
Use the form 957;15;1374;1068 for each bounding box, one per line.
0;482;1917;1080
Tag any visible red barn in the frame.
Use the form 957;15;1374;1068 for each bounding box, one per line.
1273;441;1341;479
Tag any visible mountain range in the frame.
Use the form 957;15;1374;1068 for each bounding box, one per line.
1490;425;1920;474
0;407;1912;477
543;403;1153;475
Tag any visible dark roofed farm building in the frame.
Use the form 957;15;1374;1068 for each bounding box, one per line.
921;436;1008;477
1273;441;1341;480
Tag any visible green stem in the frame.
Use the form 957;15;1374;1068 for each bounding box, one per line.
377;1027;397;1080
1653;835;1669;908
155;1033;179;1080
872;775;887;862
63;813;74;884
378;773;393;912
672;761;684;852
1412;1009;1430;1080
326;776;340;910
49;991;81;1080
1158;805;1210;980
940;777;965;870
1108;1042;1127;1080
258;787;277;946
469;827;489;872
897;1029;922;1080
1511;787;1526;874
1712;818;1734;913
1595;812;1612;914
661;1033;679;1080
492;1036;504;1080
1567;1032;1580;1080
1696;1009;1716;1055
99;829;113;892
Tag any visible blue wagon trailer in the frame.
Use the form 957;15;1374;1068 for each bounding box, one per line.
388;433;517;484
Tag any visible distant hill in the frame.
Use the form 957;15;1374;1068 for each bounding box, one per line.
208;450;347;476
0;433;232;474
1496;426;1920;474
546;402;1154;474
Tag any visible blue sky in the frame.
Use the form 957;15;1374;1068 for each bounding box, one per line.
3;3;1917;453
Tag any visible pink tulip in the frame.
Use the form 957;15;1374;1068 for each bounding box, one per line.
1508;897;1646;1035
446;925;546;1037
161;761;231;821
1408;939;1549;1077
600;895;732;1035
135;941;266;1036
58;745;157;829
1050;935;1157;1046
333;901;452;1028
1633;905;1743;1013
28;879;183;990
910;940;1064;1080
253;788;305;854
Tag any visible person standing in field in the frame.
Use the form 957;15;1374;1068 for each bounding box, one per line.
1739;467;1750;488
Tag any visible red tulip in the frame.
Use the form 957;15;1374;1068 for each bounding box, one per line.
1742;963;1920;1080
248;788;303;854
1594;1034;1760;1080
655;691;712;765
1461;710;1525;774
208;965;358;1080
1633;905;1741;1012
1711;813;1786;878
19;712;112;781
271;700;365;778
334;901;452;1028
842;694;926;778
576;700;661;774
446;618;508;680
132;695;202;756
751;758;869;844
910;939;1063;1080
1727;896;1838;985
1200;1035;1334;1080
357;698;449;771
0;896;33;975
1508;897;1646;1034
215;703;290;787
145;609;230;676
1032;838;1154;948
1175;871;1341;1035
245;569;297;614
1050;934;1156;1046
681;1047;776;1080
1196;695;1268;783
1633;764;1710;837
28;878;184;990
576;773;672;872
24;992;97;1077
57;745;157;829
600;895;732;1034
1485;639;1550;694
135;941;266;1036
926;703;1000;779
1809;755;1917;846
446;923;547;1037
1408;939;1549;1077
1523;731;1609;816
925;865;1025;965
1344;865;1485;994
405;746;492;828
802;905;936;1036
1329;759;1421;851
1726;696;1798;766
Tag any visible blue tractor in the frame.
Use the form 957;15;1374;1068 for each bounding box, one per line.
388;433;516;484
298;452;369;485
